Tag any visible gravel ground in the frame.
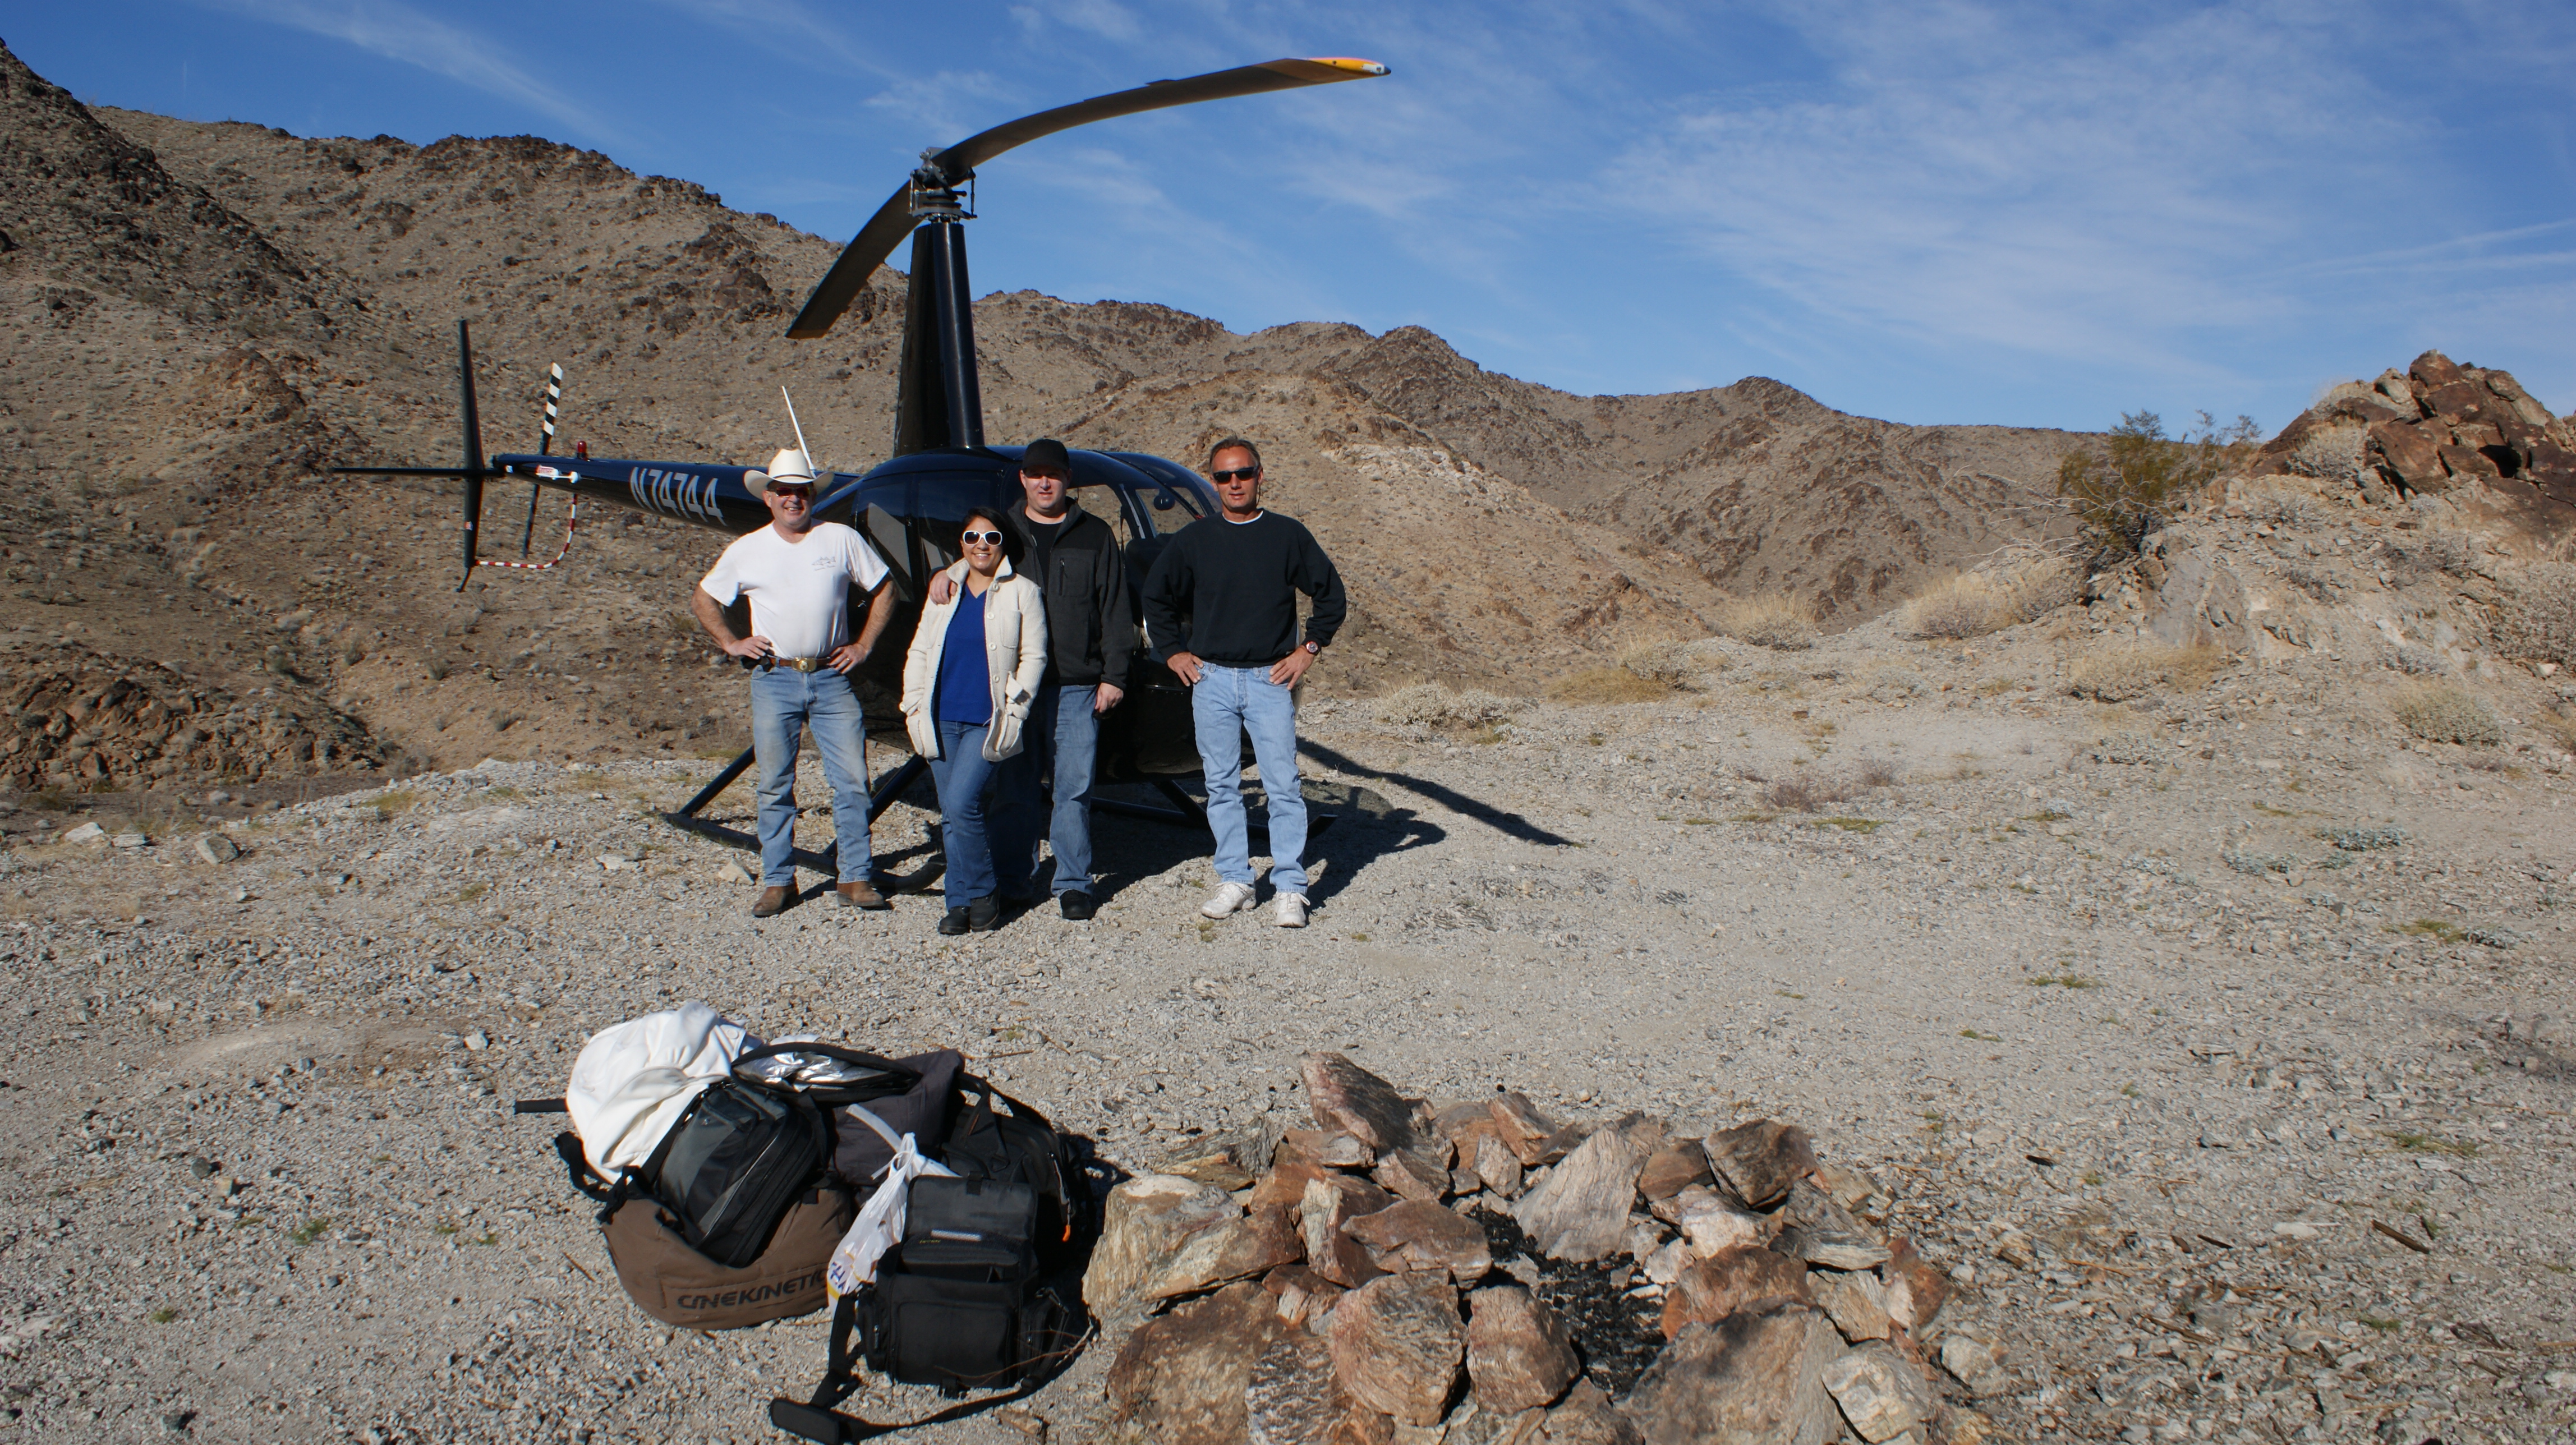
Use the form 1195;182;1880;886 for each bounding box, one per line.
2;618;2572;1445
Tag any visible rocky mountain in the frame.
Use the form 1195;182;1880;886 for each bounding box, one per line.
5;39;2091;786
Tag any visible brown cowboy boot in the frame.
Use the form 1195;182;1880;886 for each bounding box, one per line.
836;878;890;910
751;885;792;918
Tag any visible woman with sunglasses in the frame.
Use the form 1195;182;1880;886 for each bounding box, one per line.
900;510;1052;933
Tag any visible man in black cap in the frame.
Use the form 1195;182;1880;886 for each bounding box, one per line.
929;438;1133;918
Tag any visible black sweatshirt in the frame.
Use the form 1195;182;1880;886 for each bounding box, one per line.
1140;510;1347;668
1010;503;1134;687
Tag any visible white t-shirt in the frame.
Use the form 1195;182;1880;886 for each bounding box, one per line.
698;522;890;660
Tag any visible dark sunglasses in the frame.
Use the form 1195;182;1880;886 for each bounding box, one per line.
770;485;813;499
961;530;1005;545
1211;466;1261;483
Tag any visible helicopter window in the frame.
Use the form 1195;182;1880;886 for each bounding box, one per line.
912;473;1019;574
1141;485;1206;536
861;503;914;599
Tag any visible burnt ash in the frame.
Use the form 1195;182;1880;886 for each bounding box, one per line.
1471;1204;1666;1397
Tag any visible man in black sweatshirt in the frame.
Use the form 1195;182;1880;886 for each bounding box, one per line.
1141;437;1347;928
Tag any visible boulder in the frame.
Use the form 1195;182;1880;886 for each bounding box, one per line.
1636;1140;1711;1203
192;832;240;863
1487;1092;1560;1165
1285;1128;1377;1168
1302;1175;1394;1288
1672;1186;1770;1259
1879;1239;1948;1331
1700;1119;1815;1209
2437;443;2500;481
1809;1162;1878;1212
1464;1284;1580;1413
1084;1175;1244;1318
1324;1273;1467;1427
1374;1142;1453;1203
2409;349;2466;392
1346;1199;1494;1282
2370;419;2446;491
1262;1263;1346;1329
1661;1245;1812;1339
1775;1180;1890;1272
1473;1133;1526;1198
1534;1380;1640;1445
61;821;106;844
1820;1342;1942;1443
1512;1126;1647;1262
1141;1204;1304;1302
1248;1329;1370;1445
1105;1280;1291;1445
1624;1304;1845;1445
1936;1333;2012;1398
1304;1052;1423;1154
1811;1271;1892;1343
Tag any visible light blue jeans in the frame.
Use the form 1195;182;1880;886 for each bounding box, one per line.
1191;663;1307;895
928;718;1011;910
993;683;1101;897
749;666;873;889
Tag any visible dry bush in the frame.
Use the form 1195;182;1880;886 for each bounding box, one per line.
2286;425;2365;483
1856;757;1902;788
2391;682;2503;747
1616;639;1719;689
2064;643;2227;701
2058;409;2260;554
2243;485;2322;527
2537;708;2576;755
1547;667;1669;705
1374;684;1522;730
1901;574;2004;639
1714;593;1816;650
1902;556;2078;639
2495;563;2576;669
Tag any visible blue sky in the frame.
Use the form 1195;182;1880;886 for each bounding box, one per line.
11;1;2573;433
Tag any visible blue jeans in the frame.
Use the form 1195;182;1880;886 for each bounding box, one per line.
749;666;873;889
928;718;1008;911
993;683;1101;897
1191;664;1307;895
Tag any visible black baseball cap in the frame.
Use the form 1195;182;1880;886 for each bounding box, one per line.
1019;438;1070;475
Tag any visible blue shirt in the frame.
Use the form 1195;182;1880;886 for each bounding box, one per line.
933;582;992;725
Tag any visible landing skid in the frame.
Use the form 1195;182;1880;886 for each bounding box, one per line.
664;746;1335;884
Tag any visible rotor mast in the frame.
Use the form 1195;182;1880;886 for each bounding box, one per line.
891;159;983;457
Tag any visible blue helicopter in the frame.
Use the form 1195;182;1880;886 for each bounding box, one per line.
332;57;1390;873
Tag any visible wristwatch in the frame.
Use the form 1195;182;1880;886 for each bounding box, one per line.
1301;640;1322;655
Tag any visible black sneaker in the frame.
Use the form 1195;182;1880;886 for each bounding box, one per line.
967;895;1002;931
1058;890;1097;921
937;907;971;936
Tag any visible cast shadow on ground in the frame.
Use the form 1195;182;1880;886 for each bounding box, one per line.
1294;739;1576;849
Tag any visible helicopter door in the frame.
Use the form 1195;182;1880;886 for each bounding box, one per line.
861;500;914;600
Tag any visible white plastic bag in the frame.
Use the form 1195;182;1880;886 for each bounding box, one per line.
563;1002;760;1177
824;1105;955;1300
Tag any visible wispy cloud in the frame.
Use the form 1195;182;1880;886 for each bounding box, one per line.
863;69;1015;147
638;0;894;81
1008;0;1144;44
196;0;633;148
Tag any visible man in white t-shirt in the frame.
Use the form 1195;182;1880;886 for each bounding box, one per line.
692;448;894;917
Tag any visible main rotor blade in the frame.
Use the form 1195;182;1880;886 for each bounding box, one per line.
785;57;1388;339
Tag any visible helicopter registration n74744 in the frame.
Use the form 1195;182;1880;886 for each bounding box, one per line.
625;465;724;524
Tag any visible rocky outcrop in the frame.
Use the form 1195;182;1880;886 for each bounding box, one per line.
2256;349;2575;539
2;641;382;792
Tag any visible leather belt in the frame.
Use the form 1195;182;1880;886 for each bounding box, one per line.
772;657;830;673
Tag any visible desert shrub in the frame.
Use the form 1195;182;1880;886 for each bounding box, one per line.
2537;708;2576;755
2495;563;2576;669
1855;757;1902;788
1373;684;1522;730
1901;574;2002;639
2387;531;2480;582
1547;667;1669;705
1616;639;1721;689
2391;683;2502;747
2064;644;2228;701
2243;485;2322;527
2057;409;2260;555
2393;644;2446;676
1713;593;1816;650
2286;425;2365;483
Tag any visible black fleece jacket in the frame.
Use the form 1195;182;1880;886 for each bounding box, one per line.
1010;502;1134;687
1140;510;1347;668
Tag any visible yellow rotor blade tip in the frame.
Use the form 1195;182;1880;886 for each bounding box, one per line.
1305;57;1391;77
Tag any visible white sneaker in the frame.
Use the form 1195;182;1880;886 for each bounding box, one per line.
1200;881;1257;919
1272;893;1309;928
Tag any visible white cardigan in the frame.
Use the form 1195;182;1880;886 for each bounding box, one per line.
900;558;1049;762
